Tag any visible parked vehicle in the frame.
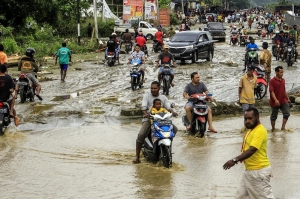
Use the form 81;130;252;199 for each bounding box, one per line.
17;73;36;103
125;40;132;54
160;64;173;96
0;101;11;136
114;21;158;40
168;31;215;63
130;59;142;90
107;51;116;67
253;64;267;100
182;93;211;138
207;22;226;42
142;112;175;168
152;40;162;53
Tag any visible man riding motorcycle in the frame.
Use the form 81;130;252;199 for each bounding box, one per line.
132;81;178;164
284;33;298;62
135;31;147;55
229;26;239;45
18;47;42;101
272;30;282;57
183;72;217;133
120;29;132;48
128;44;146;83
104;35;118;62
244;37;259;71
154;28;164;49
112;33;120;64
155;45;177;87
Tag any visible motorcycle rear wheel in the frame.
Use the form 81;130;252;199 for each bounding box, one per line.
255;83;267;100
29;89;35;102
20;89;26;103
160;145;172;168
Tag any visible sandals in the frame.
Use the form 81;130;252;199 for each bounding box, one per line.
35;94;43;101
186;125;191;131
208;128;218;133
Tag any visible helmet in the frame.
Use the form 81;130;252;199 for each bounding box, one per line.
111;32;117;36
25;47;36;58
233;26;237;28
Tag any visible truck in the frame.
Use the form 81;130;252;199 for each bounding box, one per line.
114;20;158;40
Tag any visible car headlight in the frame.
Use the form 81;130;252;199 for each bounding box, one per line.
185;45;193;49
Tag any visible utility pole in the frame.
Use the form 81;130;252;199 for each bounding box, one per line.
93;0;98;42
77;0;80;45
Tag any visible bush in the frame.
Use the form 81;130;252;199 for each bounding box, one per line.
98;19;115;37
0;38;20;55
170;12;180;26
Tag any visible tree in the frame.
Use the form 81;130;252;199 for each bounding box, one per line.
278;0;291;5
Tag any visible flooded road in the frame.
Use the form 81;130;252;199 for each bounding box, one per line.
1;22;300;198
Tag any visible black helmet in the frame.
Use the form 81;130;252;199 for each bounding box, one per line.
25;47;36;58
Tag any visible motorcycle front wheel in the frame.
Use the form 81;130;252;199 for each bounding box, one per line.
198;122;206;138
131;77;137;90
287;55;292;66
160;144;172;168
163;79;170;96
255;83;267;100
20;89;26;103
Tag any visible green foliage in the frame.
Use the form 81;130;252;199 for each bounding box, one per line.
0;38;20;55
98;19;115;37
170;13;180;26
158;0;171;8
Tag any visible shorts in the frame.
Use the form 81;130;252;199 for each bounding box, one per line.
26;73;39;86
270;102;290;121
185;101;210;109
158;67;174;74
60;64;68;70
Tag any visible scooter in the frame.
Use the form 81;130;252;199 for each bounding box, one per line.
0;102;11;136
244;48;258;69
160;64;173;96
143;112;175;168
253;64;267;100
182;93;210;138
286;42;295;67
125;40;132;54
152;40;162;53
17;73;35;103
107;51;116;67
130;59;142;90
231;34;238;45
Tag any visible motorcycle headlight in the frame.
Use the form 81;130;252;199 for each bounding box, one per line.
185;45;193;50
162;132;171;138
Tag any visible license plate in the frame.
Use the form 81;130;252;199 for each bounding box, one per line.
107;55;114;57
173;53;180;56
0;109;8;113
213;36;224;38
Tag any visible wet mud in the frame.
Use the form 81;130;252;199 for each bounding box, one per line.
1;22;300;198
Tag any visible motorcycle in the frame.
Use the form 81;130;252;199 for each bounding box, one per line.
272;40;280;59
253;64;268;100
17;73;36;103
182;93;210;138
0;101;11;136
286;42;295;67
231;34;238;45
160;64;173;96
107;51;116;67
130;59;142;90
125;40;132;54
245;48;258;69
240;35;248;47
142;112;175;168
152;40;162;53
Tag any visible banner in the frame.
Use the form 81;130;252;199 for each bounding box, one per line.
123;0;143;23
144;0;157;20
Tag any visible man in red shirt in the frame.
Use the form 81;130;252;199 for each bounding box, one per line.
269;66;291;132
135;32;147;48
154;28;164;48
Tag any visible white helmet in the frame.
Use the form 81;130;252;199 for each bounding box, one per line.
233;26;237;28
111;32;117;36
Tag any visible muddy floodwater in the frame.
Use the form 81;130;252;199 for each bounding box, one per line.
1;22;300;198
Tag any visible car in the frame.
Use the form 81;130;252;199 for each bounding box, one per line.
168;31;215;63
207;22;226;42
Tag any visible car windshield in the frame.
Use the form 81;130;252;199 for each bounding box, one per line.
171;34;198;42
208;23;224;30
